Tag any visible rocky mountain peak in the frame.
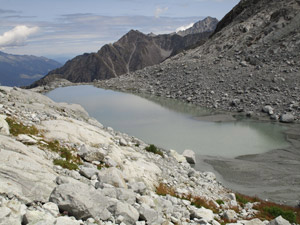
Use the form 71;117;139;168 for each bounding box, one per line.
177;16;218;36
30;24;214;88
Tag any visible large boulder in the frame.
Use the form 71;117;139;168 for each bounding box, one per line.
78;145;106;163
49;182;116;220
182;149;196;164
0;135;57;203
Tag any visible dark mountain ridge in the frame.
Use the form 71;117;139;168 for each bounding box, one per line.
30;17;217;87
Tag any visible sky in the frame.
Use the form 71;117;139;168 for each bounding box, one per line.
0;0;239;62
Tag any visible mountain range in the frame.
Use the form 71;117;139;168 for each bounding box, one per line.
0;51;61;87
29;17;218;87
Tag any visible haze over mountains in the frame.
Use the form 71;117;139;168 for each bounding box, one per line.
29;17;218;87
0;51;61;87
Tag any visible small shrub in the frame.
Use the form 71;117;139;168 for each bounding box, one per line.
216;199;224;205
97;163;109;170
263;206;296;223
236;193;250;205
156;183;219;213
156;183;176;196
53;159;78;170
6;117;39;136
145;144;164;157
46;140;61;152
192;197;219;213
235;193;259;205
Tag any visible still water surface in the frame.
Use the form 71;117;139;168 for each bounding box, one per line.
46;85;289;158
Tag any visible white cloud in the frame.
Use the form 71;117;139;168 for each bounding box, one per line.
176;23;194;32
0;25;39;48
154;6;168;18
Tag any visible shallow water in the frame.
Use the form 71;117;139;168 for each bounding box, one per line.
46;85;290;158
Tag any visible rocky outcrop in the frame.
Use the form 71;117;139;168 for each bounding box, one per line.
177;17;218;36
96;0;300;122
0;86;296;224
0;51;61;87
29;25;213;88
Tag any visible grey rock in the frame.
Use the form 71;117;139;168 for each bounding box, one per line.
268;216;291;225
114;201;139;225
78;145;106;163
49;182;115;220
23;210;55;224
262;105;274;115
139;203;162;225
55;216;81;225
116;188;136;205
182;149;196;164
243;218;265;225
42;202;59;217
0;206;11;221
223;209;237;221
98;167;128;188
190;206;214;221
129;181;147;195
119;138;128;146
280;114;294;123
16;134;37;145
79;167;98;179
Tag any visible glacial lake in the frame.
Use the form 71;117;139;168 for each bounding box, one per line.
46;85;289;158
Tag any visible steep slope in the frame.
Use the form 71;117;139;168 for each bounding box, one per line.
30;29;212;87
95;0;300;204
98;0;300;122
177;17;218;36
0;51;61;87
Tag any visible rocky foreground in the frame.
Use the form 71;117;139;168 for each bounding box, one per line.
0;86;297;225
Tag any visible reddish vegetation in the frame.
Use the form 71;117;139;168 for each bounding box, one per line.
156;184;300;224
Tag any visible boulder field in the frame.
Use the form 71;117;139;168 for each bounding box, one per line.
0;86;295;225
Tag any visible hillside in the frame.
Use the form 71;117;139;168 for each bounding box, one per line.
29;17;216;88
97;0;300;122
0;51;61;87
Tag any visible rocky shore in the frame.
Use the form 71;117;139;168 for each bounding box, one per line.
94;52;299;123
0;86;298;225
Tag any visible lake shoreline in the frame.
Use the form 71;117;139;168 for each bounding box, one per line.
32;79;300;206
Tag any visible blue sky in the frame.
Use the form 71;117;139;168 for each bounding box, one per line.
0;0;239;61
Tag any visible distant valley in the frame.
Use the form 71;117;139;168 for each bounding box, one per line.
0;51;61;86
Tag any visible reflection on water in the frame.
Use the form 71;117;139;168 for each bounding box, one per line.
46;85;290;158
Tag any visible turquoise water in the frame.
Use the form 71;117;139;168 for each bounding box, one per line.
46;85;289;158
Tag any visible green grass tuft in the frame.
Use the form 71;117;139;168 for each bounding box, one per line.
6;117;39;136
216;199;224;205
263;206;296;223
145;144;164;157
53;159;78;170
